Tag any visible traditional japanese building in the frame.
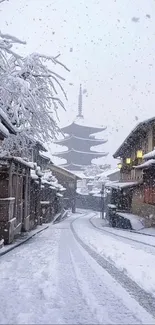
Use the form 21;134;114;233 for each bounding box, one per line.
54;85;108;171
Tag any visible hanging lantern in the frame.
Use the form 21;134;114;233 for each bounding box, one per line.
126;158;131;164
117;162;122;169
136;150;143;159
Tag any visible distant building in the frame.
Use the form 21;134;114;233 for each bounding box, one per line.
53;85;108;171
98;168;120;183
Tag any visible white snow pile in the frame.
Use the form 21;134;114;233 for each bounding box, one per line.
13;156;34;169
143;149;155;160
76;188;89;196
30;169;39;180
97;168;120;181
106;181;138;189
117;212;144;231
40;169;65;194
56;193;63;197
134;159;155;169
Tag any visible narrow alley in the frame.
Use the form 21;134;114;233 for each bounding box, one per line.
0;211;154;324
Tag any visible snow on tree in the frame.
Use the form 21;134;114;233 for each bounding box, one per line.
1;51;69;138
0;5;69;155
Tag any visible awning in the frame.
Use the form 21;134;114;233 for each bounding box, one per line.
106;181;139;190
134;159;155;170
143;150;155;160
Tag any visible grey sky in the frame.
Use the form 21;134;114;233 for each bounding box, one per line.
1;0;155;167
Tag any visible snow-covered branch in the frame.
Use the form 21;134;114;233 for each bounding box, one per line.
0;1;69;156
0;0;8;3
0;32;26;45
0;51;68;152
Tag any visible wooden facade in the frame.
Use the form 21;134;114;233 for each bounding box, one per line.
113;117;155;226
0;157;31;244
0;137;81;246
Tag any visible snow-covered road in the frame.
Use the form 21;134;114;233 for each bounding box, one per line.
0;211;154;324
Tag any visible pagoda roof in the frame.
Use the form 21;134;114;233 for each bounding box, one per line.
61;120;106;135
54;134;107;146
59;162;84;171
53;148;108;158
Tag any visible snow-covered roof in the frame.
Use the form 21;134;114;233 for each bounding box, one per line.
134;159;155;169
36;166;44;177
54;148;107;156
40;169;65;191
39;151;51;161
0;155;35;169
12;157;34;168
74;117;106;130
97;168;120;180
56;193;63;198
31;169;39;180
61;120;107;136
89;189;101;195
40;201;50;205
92;193;102;197
113;116;155;158
72;170;95;179
106;181;138;189
51;164;81;179
60;162;84;171
59;186;66;192
76;188;89;195
55;134;107;144
143;150;155;160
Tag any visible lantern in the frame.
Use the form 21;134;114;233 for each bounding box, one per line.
117;162;122;169
136;150;143;159
126;158;131;164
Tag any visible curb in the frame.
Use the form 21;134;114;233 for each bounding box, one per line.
129;228;155;237
0;225;49;257
90;216;155;248
94;214;155;238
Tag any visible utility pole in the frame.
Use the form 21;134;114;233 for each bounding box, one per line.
100;183;105;218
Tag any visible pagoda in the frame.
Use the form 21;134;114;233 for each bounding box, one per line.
53;85;108;171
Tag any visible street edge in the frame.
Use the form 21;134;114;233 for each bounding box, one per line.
89;216;155;248
70;216;155;318
0;225;49;257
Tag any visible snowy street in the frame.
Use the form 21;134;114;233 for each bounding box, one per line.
0;211;155;324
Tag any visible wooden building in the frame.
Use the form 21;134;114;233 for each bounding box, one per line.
112;117;155;226
0;157;32;244
50;164;81;212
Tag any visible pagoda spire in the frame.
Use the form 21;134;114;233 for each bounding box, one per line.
77;84;83;118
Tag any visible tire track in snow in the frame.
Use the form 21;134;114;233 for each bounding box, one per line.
70;217;155;319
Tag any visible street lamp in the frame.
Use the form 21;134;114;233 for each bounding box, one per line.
117;162;122;169
126;158;131;164
136;150;143;159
